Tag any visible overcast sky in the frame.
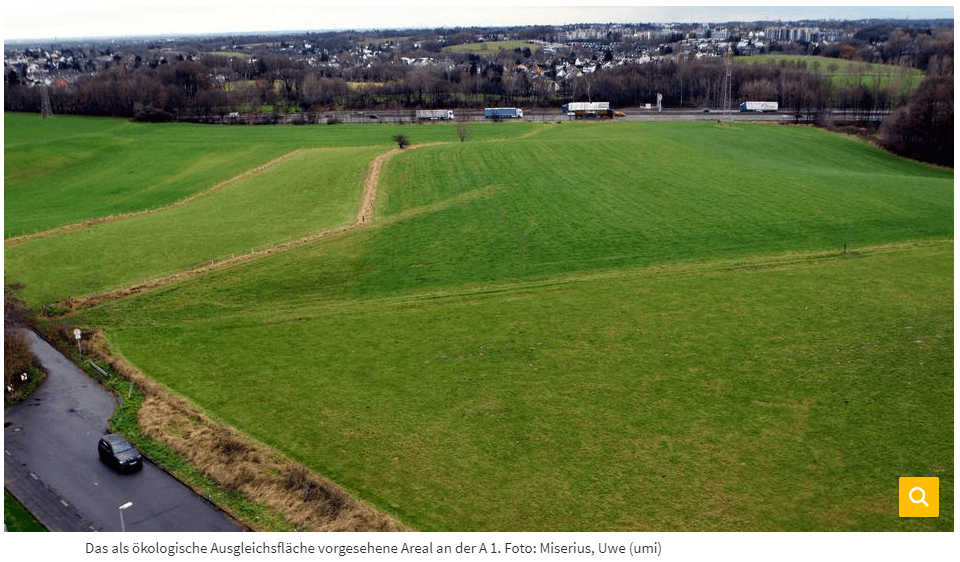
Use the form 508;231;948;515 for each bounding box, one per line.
3;3;954;41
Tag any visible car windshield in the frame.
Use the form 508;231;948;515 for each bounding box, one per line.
112;441;133;453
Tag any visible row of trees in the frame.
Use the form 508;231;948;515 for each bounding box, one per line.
879;71;953;167
2;54;939;123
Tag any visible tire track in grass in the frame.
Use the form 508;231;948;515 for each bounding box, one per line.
41;143;444;316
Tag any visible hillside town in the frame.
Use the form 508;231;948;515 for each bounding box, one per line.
4;20;946;94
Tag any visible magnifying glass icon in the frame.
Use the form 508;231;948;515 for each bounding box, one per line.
909;486;929;507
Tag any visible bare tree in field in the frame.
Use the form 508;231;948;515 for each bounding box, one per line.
456;122;471;142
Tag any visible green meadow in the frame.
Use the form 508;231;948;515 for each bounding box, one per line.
4;114;953;531
6;146;383;304
3;112;514;236
736;54;925;94
80;240;953;531
445;40;540;54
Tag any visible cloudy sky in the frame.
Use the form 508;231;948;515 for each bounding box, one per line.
3;3;954;41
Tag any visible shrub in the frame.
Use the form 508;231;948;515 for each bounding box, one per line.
4;285;38;400
4;328;32;384
132;103;175;122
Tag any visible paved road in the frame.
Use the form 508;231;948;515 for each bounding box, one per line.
4;330;244;532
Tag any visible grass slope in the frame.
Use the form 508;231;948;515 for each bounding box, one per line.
3;112;513;237
363;122;952;297
7;122;952;307
6;146;382;305
7;116;952;531
735;54;925;94
81;242;953;531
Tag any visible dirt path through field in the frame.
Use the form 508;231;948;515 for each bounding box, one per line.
41;142;443;316
356;147;400;225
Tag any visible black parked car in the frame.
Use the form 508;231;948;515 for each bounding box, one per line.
98;434;143;472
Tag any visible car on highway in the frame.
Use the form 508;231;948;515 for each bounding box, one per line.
98;434;143;472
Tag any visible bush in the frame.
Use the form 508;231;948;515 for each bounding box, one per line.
4;285;38;400
392;133;410;149
4;328;33;383
132;103;175;122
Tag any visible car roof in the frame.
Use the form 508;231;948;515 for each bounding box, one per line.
102;434;130;445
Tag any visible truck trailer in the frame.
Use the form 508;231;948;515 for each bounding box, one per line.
739;101;779;112
561;101;614;118
484;107;523;119
416;109;455;120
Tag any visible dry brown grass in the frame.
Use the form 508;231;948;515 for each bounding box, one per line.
82;328;409;532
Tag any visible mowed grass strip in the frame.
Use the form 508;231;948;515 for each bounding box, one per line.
80;241;953;531
5;146;383;305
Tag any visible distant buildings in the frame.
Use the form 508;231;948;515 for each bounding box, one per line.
765;26;844;43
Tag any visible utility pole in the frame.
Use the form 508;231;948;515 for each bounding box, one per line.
41;85;54;118
722;59;732;124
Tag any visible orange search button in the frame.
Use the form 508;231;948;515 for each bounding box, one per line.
899;477;938;517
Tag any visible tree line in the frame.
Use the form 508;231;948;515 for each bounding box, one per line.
2;55;942;119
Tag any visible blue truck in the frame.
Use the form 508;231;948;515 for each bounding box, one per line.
484;107;523;119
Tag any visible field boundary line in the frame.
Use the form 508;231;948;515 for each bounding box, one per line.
5;149;307;246
41;142;447;316
321;238;955;310
81;238;954;326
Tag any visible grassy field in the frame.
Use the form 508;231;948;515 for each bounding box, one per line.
5;115;953;531
79;240;953;531
6;120;952;307
5;146;383;305
736;54;925;94
445;40;540;54
3;112;514;237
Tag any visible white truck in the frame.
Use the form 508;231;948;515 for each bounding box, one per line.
561;102;614;118
739;101;779;112
416;109;455;120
